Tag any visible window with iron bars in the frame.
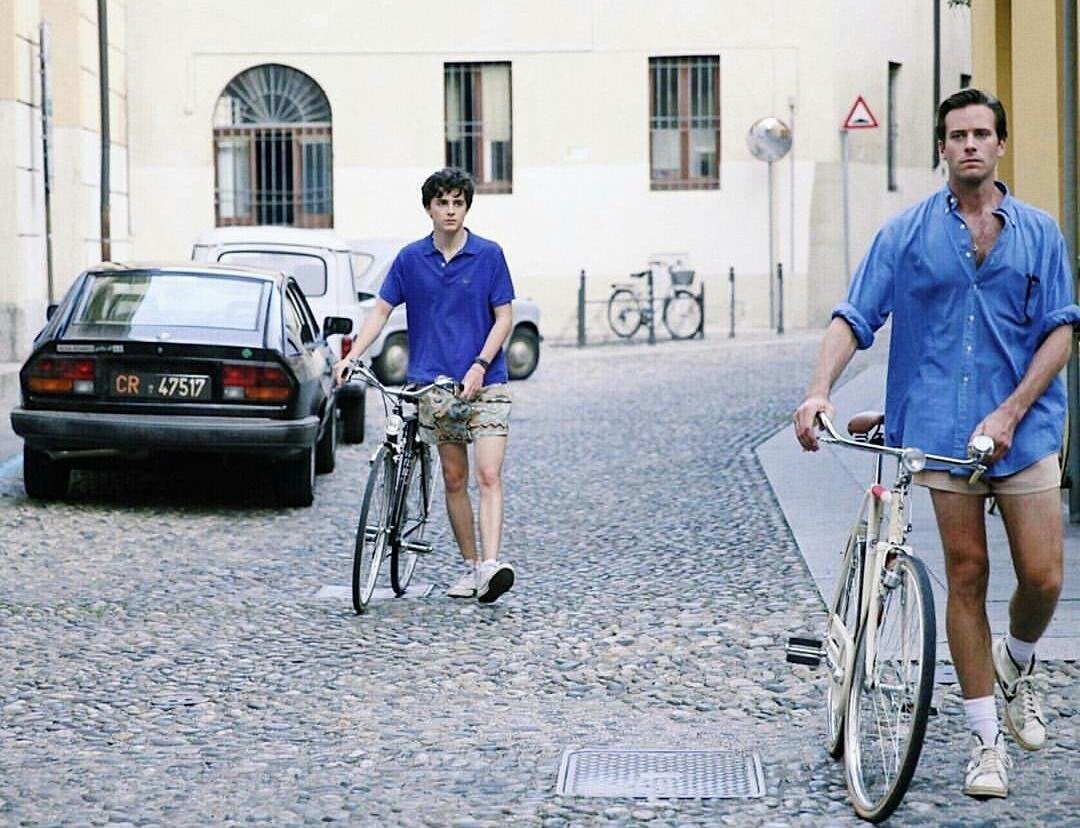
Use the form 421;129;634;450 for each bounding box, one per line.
649;56;721;190
445;62;512;193
213;64;334;227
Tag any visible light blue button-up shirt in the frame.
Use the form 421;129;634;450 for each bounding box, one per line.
833;183;1080;477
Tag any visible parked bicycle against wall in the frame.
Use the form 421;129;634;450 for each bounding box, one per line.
606;263;702;340
786;412;993;822
342;361;462;614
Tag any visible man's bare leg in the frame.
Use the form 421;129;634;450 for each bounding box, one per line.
995;489;1064;642
474;436;507;562
438;441;478;563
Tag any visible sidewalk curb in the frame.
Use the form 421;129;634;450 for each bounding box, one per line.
0;453;19;481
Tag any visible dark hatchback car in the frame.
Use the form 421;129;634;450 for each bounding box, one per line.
10;263;352;507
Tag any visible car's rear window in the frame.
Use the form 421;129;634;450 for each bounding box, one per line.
73;273;268;330
217;251;328;297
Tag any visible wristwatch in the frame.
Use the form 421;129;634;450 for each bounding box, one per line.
472;356;490;370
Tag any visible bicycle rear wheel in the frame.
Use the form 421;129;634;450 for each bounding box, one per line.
352;447;395;614
607;289;642;338
844;552;936;823
662;289;702;339
825;535;864;759
390;443;431;596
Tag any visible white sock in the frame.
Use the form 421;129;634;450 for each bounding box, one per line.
1006;633;1036;667
963;696;999;746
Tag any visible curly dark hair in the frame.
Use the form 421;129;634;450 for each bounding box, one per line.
936;88;1008;143
421;167;476;209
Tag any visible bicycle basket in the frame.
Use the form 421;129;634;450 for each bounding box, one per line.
670;268;695;286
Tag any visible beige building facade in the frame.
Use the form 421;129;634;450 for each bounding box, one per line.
2;1;971;361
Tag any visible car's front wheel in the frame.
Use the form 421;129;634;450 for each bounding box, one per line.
340;392;365;444
506;326;540;380
23;446;69;500
276;445;315;507
315;399;337;474
373;332;409;386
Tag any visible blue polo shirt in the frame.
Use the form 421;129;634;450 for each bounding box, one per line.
379;230;515;384
833;183;1080;477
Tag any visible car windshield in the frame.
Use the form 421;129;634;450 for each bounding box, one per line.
216;250;328;297
73;273;269;330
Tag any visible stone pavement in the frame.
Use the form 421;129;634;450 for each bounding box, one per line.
758;356;1080;661
0;335;1076;826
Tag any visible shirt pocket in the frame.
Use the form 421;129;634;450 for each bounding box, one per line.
999;268;1040;326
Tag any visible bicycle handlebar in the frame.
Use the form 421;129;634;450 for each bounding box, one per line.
342;361;461;402
817;413;994;485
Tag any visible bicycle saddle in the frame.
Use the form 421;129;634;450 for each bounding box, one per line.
847;410;885;436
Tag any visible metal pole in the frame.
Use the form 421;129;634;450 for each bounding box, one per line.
932;0;941;167
777;262;784;335
577;269;586;348
788;97;796;315
97;0;111;261
698;281;706;339
39;23;54;304
646;267;656;345
841;129;852;285
768;159;775;328
1062;0;1080;520
729;266;735;339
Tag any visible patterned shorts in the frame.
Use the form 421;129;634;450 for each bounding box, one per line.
418;383;512;444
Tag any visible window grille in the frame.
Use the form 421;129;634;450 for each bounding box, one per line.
213;64;333;227
649;56;720;190
445;62;512;193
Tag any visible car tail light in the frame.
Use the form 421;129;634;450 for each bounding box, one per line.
26;356;96;395
222;362;292;403
340;335;354;360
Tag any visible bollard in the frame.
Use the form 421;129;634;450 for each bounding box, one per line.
728;266;735;339
577;269;586;348
699;281;706;339
777;262;785;335
646;267;656;345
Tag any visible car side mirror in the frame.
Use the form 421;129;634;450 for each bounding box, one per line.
323;315;353;336
46;304;58;321
356;291;376;302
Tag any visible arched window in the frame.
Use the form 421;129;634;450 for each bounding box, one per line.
213;64;333;227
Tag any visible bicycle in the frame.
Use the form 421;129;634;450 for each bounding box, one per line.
786;412;993;823
606;263;702;340
342;362;463;614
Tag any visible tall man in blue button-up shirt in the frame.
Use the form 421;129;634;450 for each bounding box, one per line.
794;89;1080;800
335;168;517;604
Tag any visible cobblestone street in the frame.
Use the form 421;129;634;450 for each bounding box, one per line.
1;336;1077;826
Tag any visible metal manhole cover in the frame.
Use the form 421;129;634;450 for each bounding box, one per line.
556;748;765;799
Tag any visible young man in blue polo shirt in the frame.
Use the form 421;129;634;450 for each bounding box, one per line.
794;89;1080;799
335;167;516;603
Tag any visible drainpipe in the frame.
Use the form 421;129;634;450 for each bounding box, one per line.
97;0;110;261
1063;0;1079;521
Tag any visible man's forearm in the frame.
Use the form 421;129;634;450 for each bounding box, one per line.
806;317;859;397
348;303;393;361
1000;325;1072;421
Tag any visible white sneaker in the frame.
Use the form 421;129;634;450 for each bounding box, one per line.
963;732;1011;799
446;564;477;599
993;636;1046;750
476;560;515;604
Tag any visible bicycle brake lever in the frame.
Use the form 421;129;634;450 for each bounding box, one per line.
968;464;987;486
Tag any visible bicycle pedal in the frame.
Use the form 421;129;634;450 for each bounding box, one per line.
402;539;433;555
786;636;824;667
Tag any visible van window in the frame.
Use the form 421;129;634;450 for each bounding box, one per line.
218;250;328;297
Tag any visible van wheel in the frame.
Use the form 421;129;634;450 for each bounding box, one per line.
315;399;337;474
340;392;366;444
23;446;69;500
276;446;315;507
373;333;409;386
506;327;540;380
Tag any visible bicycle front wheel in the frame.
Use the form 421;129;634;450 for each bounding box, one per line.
825;536;864;759
607;289;642;338
352;447;395;614
662;289;702;339
390;443;431;596
844;552;936;823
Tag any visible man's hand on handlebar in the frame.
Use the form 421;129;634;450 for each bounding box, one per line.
333;357;361;387
793;395;835;452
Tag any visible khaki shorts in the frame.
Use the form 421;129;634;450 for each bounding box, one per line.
914;453;1060;497
418;383;512;444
